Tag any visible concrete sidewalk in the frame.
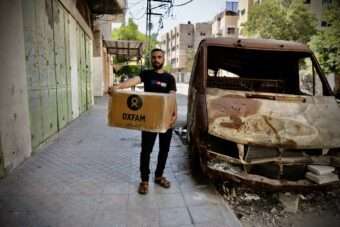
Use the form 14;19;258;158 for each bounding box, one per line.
0;96;241;227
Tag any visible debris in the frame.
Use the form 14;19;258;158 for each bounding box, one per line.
231;187;237;198
299;194;307;200
279;193;300;213
305;172;339;184
242;192;260;201
327;191;337;197
270;207;278;214
307;165;335;175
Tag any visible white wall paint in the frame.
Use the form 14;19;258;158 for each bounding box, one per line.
93;57;104;96
0;0;32;176
89;40;94;105
69;16;79;119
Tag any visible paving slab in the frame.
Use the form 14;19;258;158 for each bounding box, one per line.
0;96;241;227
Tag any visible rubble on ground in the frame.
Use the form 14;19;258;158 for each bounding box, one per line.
216;181;340;227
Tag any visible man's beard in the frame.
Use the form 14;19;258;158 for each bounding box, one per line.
152;62;163;70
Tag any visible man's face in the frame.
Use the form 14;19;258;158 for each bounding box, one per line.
151;51;164;70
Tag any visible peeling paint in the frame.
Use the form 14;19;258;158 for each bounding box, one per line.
188;38;340;188
207;88;340;149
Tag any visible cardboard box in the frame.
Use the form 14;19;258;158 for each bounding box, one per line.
108;90;176;133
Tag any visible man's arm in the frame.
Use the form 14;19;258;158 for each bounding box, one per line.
115;76;141;89
108;76;141;94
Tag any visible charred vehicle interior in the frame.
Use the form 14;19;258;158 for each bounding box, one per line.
187;38;340;189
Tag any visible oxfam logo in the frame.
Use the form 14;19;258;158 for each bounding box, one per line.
127;95;143;111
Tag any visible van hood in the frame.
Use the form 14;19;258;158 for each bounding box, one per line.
206;88;340;149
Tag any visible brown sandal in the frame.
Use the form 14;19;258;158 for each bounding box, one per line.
154;177;171;188
138;182;149;194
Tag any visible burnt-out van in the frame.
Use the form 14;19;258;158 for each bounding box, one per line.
187;37;340;189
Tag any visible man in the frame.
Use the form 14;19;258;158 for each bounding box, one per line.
110;48;177;195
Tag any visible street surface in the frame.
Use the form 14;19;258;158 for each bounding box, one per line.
0;87;241;227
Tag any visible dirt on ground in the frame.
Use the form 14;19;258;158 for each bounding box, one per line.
215;182;340;227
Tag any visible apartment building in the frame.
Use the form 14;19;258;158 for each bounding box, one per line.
304;0;333;28
159;22;211;82
238;0;256;35
212;1;239;38
238;0;332;35
194;22;213;50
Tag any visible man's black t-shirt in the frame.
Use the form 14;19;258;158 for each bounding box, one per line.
139;70;176;93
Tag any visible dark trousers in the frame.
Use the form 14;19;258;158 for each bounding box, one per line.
140;129;173;182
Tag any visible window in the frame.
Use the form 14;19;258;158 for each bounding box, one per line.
304;0;311;4
200;32;206;36
240;9;246;15
188;45;193;48
322;0;332;6
188;32;191;36
299;58;323;96
321;21;329;27
205;46;324;95
226;1;238;13
227;27;236;34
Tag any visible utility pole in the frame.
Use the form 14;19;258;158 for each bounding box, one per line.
145;0;173;67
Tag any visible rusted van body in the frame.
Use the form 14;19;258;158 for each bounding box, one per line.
187;38;340;189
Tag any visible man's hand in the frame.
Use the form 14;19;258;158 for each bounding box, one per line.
108;76;142;96
169;91;177;128
107;84;120;96
169;111;177;128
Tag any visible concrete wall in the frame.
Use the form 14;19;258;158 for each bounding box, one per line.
194;22;212;50
177;24;195;69
58;0;93;39
306;0;326;29
93;57;104;96
160;22;211;71
238;0;255;36
0;0;32;177
69;15;80;119
92;29;105;96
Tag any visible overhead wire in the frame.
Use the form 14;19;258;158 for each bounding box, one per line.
129;6;147;20
173;0;193;7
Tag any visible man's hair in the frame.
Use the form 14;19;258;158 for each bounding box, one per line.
151;48;165;55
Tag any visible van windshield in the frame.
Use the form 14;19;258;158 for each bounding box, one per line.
206;46;324;95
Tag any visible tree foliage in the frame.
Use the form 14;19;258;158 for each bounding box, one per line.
185;49;195;73
116;65;141;77
112;18;158;66
242;0;317;43
112;18;145;41
310;0;340;75
163;64;173;73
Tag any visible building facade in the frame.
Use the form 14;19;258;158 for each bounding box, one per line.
238;0;256;36
159;22;211;82
92;14;125;96
238;0;331;35
0;0;126;177
304;0;333;29
212;10;239;38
